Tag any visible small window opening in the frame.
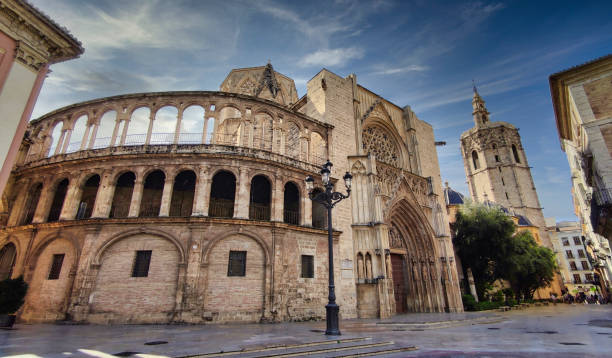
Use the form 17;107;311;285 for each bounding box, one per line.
512;145;521;163
132;250;152;277
505;192;509;199
301;255;314;278
472;151;479;170
48;253;65;280
228;250;246;276
495;155;500;162
498;167;501;172
501;177;505;186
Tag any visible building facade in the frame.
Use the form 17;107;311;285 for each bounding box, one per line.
549;55;612;296
546;220;607;295
0;63;463;324
459;87;562;296
0;0;83;215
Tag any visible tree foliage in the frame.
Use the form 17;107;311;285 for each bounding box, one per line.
0;276;28;315
452;202;556;300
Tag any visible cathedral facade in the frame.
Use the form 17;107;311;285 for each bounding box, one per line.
0;64;462;324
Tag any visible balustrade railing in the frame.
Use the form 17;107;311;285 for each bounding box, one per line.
208;199;234;218
124;134;147;146
283;210;299;225
170;201;193;217
139;203;161;217
249;203;271;221
178;132;204;144
109;204;129;218
149;132;175;145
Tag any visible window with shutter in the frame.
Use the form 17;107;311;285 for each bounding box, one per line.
132;250;152;277
228;251;246;276
48;254;65;280
301;255;314;278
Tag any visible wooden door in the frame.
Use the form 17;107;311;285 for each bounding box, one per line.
391;254;407;313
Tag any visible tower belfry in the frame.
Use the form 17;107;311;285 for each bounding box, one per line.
471;84;490;127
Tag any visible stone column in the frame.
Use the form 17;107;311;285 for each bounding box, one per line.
59;177;82;220
32;180;53;223
303;195;312;226
192;167;210;216
272;176;283;222
80;125;92;151
54;129;66;155
234;168;250;219
128;177;144;217
87;123;99;149
145;112;155;145
60;129;72;154
119;118;129;145
91;171;115;218
159;176;174;216
174;108;183;144
201;116;209;144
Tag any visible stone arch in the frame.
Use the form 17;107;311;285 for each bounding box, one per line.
90;231;183;323
202;231;268;321
0;240;18;280
20;236;78;322
93;228;186;266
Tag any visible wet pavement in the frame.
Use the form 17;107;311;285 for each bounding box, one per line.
1;304;610;357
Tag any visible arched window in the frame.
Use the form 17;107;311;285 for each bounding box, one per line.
249;175;271;220
472;151;480;170
94;111;117;148
512;144;521;163
0;243;16;280
209;171;236;218
170;170;196;217
179;106;205;144
77;175;100;219
253;113;273;150
283;182;300;225
21;183;42;225
125;107;150;146
47;179;69;222
151;106;178;144
286;122;300;158
139;170;165;217
66;115;88;153
48;122;64;156
310;132;327;166
362;125;400;166
110;172;135;218
311;188;327;229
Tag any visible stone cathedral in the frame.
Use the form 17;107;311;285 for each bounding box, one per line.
460;87;562;295
0;64;463;324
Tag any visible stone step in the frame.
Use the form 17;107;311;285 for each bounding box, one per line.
239;340;395;358
307;344;418;358
179;337;373;358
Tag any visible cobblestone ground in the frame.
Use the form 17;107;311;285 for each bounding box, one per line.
1;304;610;357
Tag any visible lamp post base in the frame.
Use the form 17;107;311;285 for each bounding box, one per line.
325;303;341;335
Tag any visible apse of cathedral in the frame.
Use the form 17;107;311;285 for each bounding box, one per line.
0;63;463;324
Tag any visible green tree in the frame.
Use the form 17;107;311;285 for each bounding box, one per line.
502;230;557;300
452;202;516;298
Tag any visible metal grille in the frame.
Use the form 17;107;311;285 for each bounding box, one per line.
228;251;246;277
132;250;152;277
284;210;299;225
301;255;314;278
48;254;65;280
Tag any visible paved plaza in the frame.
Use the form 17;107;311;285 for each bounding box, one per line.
1;305;611;357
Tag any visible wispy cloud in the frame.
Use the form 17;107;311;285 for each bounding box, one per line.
372;65;428;75
299;47;365;68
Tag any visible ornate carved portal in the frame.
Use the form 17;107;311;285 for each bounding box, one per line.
386;198;445;313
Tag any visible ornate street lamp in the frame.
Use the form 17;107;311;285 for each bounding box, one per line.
305;160;352;335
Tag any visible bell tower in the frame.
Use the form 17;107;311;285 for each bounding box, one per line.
460;87;547;232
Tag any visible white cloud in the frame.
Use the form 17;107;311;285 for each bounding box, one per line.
372;65;428;75
299;47;364;68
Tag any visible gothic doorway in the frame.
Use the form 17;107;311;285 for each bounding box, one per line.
391;254;406;313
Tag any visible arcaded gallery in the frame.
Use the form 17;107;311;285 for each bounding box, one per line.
0;63;463;324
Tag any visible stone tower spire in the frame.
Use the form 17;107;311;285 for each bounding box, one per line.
472;84;490;127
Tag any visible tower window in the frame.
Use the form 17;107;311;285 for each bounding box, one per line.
501;177;505;186
505;192;509;200
495;155;500;162
228;250;246;276
512;145;521;163
498;167;501;172
472;151;479;170
132;250;152;277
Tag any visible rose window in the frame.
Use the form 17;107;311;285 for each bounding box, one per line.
362;126;400;166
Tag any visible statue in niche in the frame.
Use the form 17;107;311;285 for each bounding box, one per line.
389;227;404;249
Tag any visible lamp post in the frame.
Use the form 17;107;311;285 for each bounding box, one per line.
305;160;352;336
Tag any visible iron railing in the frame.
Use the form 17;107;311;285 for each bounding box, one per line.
109;204;130;218
208;199;234;218
249;203;271;221
283;210;299;225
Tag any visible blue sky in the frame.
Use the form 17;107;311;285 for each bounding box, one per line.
30;0;612;222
